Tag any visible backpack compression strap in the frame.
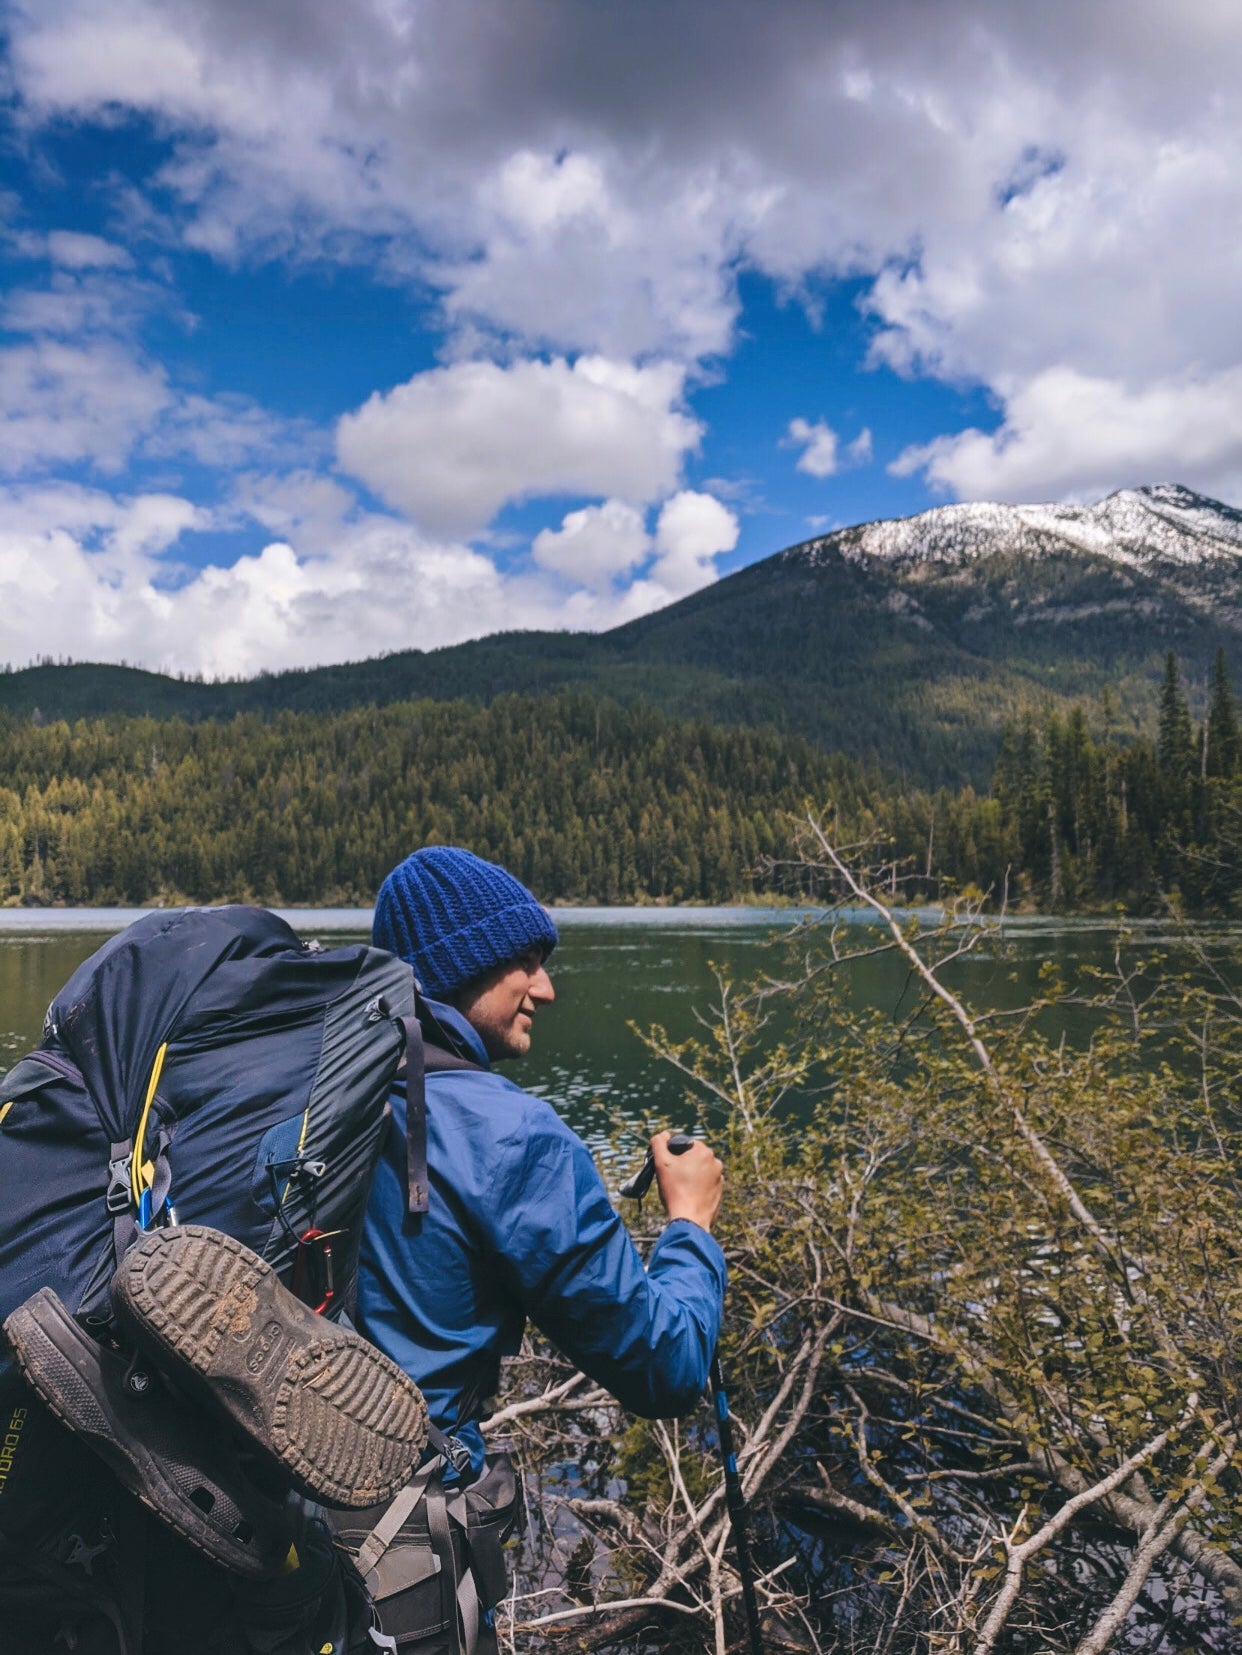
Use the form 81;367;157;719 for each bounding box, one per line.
347;1426;488;1655
400;1019;483;1224
402;1016;427;1221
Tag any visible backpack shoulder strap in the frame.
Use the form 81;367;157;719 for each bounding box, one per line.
399;1018;484;1227
424;1047;484;1075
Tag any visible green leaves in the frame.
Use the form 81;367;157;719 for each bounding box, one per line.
629;879;1242;1649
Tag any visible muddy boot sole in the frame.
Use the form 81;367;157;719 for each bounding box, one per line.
4;1287;293;1578
112;1225;428;1509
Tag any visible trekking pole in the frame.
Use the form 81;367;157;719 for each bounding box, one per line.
617;1131;697;1200
710;1354;764;1655
622;1134;765;1655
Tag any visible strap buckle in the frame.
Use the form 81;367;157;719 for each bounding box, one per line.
444;1435;474;1476
106;1142;133;1214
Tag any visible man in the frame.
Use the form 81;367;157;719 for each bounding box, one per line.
357;842;727;1476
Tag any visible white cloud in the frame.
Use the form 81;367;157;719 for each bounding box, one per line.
336;355;700;537
0;477;738;675
7;282;114;340
846;428;873;465
786;418;873;479
574;490;738;625
0;245;296;481
0;485;508;676
0;340;172;473
0;3;1023;360
45;231;133;270
3;269;167;340
649;489;739;599
148;392;307;469
15;7;213;118
108;493;208;558
488;151;615;237
892;366;1242;504
0;482;206;552
532;500;650;592
0;8;1092;327
0;484;210;663
787;418;840;479
231;470;358;552
0;333;298;479
864;112;1242;391
12;5;1242;364
128;533;518;679
545;489;738;627
440;150;756;360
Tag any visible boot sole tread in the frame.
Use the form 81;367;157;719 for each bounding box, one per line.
114;1226;427;1508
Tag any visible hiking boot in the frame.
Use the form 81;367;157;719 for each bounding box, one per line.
111;1225;428;1510
4;1287;294;1578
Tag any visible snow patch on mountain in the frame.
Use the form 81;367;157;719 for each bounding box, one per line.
789;485;1242;572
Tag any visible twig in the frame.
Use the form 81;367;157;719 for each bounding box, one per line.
972;1416;1182;1653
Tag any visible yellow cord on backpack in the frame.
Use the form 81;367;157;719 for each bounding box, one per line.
131;1042;168;1209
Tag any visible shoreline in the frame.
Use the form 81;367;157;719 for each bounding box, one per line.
0;905;1238;938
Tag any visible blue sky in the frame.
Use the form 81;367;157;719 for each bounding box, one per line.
1;0;1240;676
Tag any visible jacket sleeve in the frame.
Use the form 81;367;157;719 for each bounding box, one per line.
482;1100;727;1418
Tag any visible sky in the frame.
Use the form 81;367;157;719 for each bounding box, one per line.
2;0;1242;678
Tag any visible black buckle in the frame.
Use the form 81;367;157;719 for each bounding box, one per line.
444;1435;474;1476
106;1143;133;1215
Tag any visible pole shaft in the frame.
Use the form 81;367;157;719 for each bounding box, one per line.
711;1356;764;1655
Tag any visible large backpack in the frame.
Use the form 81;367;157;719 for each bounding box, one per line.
0;905;422;1362
0;906;490;1655
0;904;501;1655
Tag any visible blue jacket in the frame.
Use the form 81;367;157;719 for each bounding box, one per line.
356;1003;727;1469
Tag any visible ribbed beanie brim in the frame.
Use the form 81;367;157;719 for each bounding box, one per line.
372;846;558;998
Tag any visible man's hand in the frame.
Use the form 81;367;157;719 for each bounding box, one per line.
653;1131;723;1232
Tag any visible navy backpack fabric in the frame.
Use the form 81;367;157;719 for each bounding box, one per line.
0;905;417;1385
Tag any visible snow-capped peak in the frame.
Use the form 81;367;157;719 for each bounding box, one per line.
789;485;1242;572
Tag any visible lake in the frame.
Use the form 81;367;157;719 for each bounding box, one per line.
3;906;1237;1166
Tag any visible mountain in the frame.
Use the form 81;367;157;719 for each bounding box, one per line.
5;484;1240;786
826;483;1242;573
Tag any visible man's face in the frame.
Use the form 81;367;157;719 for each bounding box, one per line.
453;947;555;1062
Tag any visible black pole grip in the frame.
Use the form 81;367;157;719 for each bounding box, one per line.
618;1131;697;1201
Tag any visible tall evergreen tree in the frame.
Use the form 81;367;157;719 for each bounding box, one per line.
1156;651;1194;784
1206;647;1239;779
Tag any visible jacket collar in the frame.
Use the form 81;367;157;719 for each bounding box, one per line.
422;997;490;1069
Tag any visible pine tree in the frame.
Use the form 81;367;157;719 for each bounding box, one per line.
1205;647;1239;779
1156;651;1194;784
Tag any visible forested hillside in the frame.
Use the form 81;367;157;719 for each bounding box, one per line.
884;650;1242;912
0;695;871;906
5;486;1240;789
1;657;1238;913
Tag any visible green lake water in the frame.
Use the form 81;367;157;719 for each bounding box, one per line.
4;907;1238;1166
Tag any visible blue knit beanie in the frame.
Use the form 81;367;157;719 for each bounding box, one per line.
372;846;558;999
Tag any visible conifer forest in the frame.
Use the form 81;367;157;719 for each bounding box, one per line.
0;652;1238;914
